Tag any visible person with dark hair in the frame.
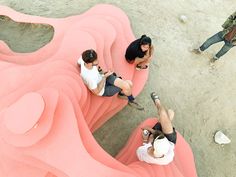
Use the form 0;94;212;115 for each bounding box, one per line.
125;35;154;70
136;92;177;165
193;11;236;62
77;49;144;110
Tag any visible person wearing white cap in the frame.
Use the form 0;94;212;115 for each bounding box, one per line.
136;92;177;165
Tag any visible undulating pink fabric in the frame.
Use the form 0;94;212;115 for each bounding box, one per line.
0;4;197;177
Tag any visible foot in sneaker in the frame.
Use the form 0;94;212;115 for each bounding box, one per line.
128;100;144;110
192;48;202;54
210;55;219;63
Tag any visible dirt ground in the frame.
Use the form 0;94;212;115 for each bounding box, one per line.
0;0;235;177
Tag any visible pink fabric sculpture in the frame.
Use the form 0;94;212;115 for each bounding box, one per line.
0;4;198;177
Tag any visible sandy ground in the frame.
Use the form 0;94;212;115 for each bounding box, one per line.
0;0;236;177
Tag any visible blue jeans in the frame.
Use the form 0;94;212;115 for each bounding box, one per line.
199;31;235;59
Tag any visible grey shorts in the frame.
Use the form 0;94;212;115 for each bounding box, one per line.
152;122;177;144
102;74;121;97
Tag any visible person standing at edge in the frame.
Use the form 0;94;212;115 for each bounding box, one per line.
125;35;154;70
193;11;236;63
77;49;144;110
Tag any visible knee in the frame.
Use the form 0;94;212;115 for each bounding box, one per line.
122;82;131;92
159;111;169;119
126;80;133;87
226;43;234;48
134;58;145;65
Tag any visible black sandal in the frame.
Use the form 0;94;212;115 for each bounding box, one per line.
150;92;160;105
136;64;148;70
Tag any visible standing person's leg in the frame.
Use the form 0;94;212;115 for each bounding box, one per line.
199;32;224;51
193;31;224;54
214;41;234;59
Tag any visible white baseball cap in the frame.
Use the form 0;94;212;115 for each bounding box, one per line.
153;136;170;158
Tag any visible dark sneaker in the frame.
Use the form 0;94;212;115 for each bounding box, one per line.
192;48;202;54
150;92;160;105
128;100;144;110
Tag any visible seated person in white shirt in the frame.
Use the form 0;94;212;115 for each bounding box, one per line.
136;92;177;165
77;49;143;110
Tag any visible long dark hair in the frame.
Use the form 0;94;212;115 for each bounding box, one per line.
139;35;152;46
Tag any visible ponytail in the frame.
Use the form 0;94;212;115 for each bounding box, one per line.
139;34;152;46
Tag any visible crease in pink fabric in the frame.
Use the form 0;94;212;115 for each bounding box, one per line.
0;4;197;177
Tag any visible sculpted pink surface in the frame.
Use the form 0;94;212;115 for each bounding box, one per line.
0;4;197;177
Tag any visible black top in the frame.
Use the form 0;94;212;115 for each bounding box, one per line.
125;39;146;62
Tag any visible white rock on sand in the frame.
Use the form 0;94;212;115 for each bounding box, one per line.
179;15;187;23
214;131;231;145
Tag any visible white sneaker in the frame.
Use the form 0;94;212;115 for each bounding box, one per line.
192;48;202;54
210;56;219;63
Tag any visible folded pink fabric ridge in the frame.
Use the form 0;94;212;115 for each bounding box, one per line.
0;4;197;177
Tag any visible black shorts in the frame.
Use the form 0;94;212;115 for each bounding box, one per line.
102;74;121;97
152;122;177;144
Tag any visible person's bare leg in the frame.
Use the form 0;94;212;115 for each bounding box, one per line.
113;78;132;96
126;80;133;87
138;56;152;67
167;109;175;121
154;98;174;134
134;57;147;66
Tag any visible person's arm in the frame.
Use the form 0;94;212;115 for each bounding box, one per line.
135;56;146;61
90;77;106;95
222;11;236;29
77;56;82;66
149;45;154;57
136;53;151;61
143;45;154;59
90;71;113;95
141;126;156;143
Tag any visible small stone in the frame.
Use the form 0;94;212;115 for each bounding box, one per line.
214;131;231;145
179;15;187;23
33;123;38;128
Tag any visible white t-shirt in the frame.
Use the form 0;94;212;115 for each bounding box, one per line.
77;57;105;96
136;142;175;165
